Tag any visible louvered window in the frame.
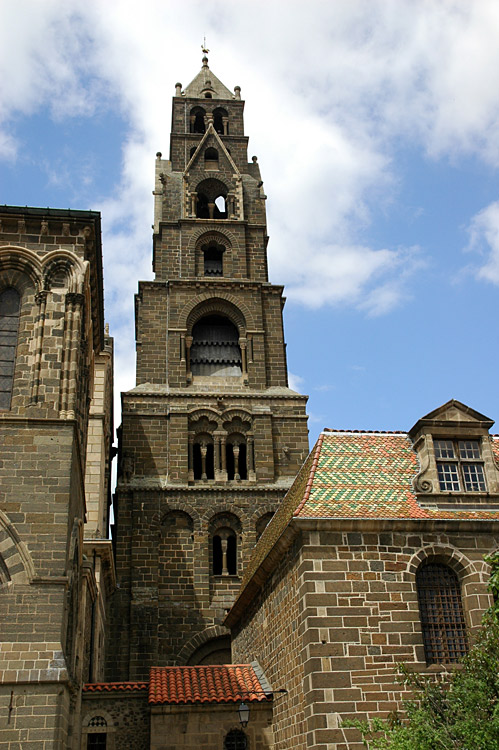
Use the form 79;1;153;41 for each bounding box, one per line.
0;288;20;409
191;316;241;376
416;562;467;664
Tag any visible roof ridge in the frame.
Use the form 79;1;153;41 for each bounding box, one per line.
323;428;407;435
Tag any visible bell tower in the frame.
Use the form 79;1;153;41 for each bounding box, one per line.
109;54;309;679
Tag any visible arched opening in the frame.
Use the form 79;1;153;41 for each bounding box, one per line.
204;147;219;170
213;529;237;575
204;92;212;98
190;107;206;134
203;242;224;276
196;178;228;219
189;146;197;159
214;107;229;135
0;287;20;410
86;716;107;749
193;437;214;479
191;315;241;377
226;438;247;481
416;560;468;664
187;635;232;665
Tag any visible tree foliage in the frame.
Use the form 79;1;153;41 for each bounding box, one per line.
344;553;499;749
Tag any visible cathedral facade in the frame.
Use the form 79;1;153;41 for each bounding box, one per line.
1;57;499;750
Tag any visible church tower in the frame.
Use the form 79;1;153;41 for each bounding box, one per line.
109;55;309;679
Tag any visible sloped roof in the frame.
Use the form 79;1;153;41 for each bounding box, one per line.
149;665;269;705
83;681;147;693
239;430;499;591
184;58;234;100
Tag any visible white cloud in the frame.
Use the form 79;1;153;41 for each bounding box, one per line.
2;0;499;400
467;201;499;284
288;372;304;393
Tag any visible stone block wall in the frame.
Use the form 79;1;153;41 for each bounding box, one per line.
232;521;499;750
81;692;150;750
150;702;273;750
231;535;308;750
107;485;287;679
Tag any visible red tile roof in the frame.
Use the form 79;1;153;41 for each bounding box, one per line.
149;665;270;705
83;681;148;693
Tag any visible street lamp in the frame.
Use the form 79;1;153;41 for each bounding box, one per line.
238;701;250;727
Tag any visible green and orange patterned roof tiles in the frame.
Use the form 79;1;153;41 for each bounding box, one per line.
241;431;499;588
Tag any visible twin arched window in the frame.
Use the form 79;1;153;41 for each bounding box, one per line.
416;561;468;664
0;288;20;409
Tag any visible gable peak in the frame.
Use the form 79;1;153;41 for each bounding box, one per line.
180;55;239;101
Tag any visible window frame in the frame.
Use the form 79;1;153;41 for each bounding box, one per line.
416;560;468;665
434;438;487;492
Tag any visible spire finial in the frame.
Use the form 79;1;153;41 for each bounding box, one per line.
201;37;209;67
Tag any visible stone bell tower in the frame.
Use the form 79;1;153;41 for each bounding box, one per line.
108;54;309;680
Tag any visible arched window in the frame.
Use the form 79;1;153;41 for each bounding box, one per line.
190;315;241;377
203;242;224;276
190;107;206;134
204;147;219;170
189;146;197;159
416;561;468;664
0;288;20;409
224;729;248;750
87;716;107;749
213;529;237;575
214;107;229;135
193;436;214;479
196;178;228;219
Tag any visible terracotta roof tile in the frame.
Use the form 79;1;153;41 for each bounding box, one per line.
242;433;499;588
83;681;147;693
295;432;499;521
149;665;270;705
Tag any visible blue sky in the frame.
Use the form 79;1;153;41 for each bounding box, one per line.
1;1;499;447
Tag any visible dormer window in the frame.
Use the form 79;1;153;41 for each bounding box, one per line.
408;400;499;500
434;439;486;492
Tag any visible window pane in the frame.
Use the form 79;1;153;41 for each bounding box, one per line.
462;463;486;491
434;440;455;459
437;463;460;491
458;440;481;459
0;288;20;409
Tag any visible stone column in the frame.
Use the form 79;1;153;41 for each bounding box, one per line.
221;536;228;576
190;192;197;218
214;434;221;481
188;434;194;482
30;290;47;404
200;442;208;480
233;445;240;481
220;435;227;482
247;435;256;481
186;336;192;382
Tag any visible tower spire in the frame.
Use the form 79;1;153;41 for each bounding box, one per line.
201;37;209;67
